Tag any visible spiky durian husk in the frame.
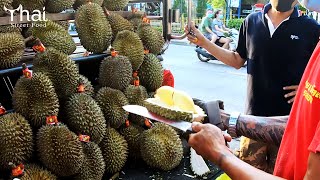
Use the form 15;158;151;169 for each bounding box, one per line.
20;164;57;180
99;128;128;174
73;0;103;10
99;55;132;91
33;47;80;101
0;113;33;170
74;142;105;180
55;21;69;30
12;0;45;11
119;124;144;160
138;54;163;92
113;30;144;71
138;23;165;55
95;87;129;128
65;93;106;144
75;2;112;53
31;20;76;55
79;74;95;97
140;123;183;171
45;0;75;13
102;0;129;11
0;32;25;69
107;12;134;40
128;13;144;32
37;124;84;177
128;113;145;126
124;85;148;106
12;72;59;128
0;0;12;16
0;25;20;33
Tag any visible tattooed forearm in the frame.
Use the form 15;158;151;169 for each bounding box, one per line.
236;115;288;146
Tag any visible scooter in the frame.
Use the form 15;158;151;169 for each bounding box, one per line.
195;29;239;62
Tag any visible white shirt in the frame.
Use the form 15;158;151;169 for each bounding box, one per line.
264;13;290;37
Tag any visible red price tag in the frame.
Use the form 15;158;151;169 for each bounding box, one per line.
46;116;58;125
79;134;90;142
0;105;6;115
11;164;24;177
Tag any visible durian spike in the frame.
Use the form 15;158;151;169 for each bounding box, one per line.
32;39;46;53
83;51;90;57
0;103;6;116
46;115;59;125
79;134;91;142
9;162;25;177
22;63;32;79
125;119;130;127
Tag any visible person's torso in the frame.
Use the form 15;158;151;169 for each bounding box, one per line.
274;41;320;180
212;19;224;36
244;12;320;116
200;17;212;33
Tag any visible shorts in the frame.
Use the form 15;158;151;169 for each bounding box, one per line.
203;33;214;41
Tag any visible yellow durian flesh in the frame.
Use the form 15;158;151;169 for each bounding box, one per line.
154;86;174;106
172;90;197;113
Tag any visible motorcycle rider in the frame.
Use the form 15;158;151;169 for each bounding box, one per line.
199;9;218;44
212;10;232;50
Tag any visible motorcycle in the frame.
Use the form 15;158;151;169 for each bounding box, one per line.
195;28;239;62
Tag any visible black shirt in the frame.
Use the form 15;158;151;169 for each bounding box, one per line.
237;4;320;116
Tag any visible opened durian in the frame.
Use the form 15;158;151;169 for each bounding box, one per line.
75;2;112;53
0;113;33;170
65;93;106;144
95;87;129;128
106;11;134;40
12;0;45;11
138;22;165;55
45;0;75;13
103;0;129;11
113;30;144;71
0;32;25;69
73;0;103;10
37;124;84;177
99;127;128;174
140;123;183;171
20;164;57;180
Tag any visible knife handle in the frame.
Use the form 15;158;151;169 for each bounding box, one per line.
182;127;194;142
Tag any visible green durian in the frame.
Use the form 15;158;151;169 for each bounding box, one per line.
31;20;76;55
55;20;69;30
79;74;95;97
128;113;145;126
74;142;105;180
124;85;148;106
0;25;20;33
99;54;132;91
37;124;85;177
113;30;144;71
95;87;129;128
12;0;45;11
45;0;75;13
106;12;134;40
73;0;103;10
138;54;163;92
140;123;183;171
75;2;112;53
0;113;33;170
102;0;129;11
65;93;106;144
128;13;144;32
119;123;144;160
99;128;128;174
13;72;59;128
138;22;165;55
0;0;12;16
20;164;57;180
0;32;25;69
33;47;80;101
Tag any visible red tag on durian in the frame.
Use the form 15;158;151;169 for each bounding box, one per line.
79;134;90;142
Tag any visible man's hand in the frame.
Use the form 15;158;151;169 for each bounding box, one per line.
283;85;299;103
185;22;210;47
188;122;233;165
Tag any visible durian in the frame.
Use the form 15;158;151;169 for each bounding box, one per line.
99;54;132;91
37;124;84;177
12;0;45;11
106;12;134;40
0;0;12;16
102;0;129;11
20;164;57;180
0;25;20;33
129;113;146;126
75;2;112;53
113;30;144;71
0;113;33;170
128;13;144;32
0;32;25;69
138;22;165;55
65;93;106;144
140;123;183;171
55;21;69;30
73;0;103;10
99;127;128;174
95;87;129;128
124;85;148;106
45;0;76;13
154;86;175;106
79;74;95;97
74;142;105;180
119;123;144;160
31;20;76;55
138;54;163;92
13;72;59;128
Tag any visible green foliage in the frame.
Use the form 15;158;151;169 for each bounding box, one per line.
227;18;245;30
173;0;187;17
196;0;207;18
210;0;226;9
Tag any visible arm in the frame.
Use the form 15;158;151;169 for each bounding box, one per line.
205;26;215;34
304;152;320;180
214;24;229;33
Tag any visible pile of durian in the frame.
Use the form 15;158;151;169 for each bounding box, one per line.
0;1;207;179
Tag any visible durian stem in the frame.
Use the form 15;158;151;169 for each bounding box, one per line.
24;35;35;44
110;172;120;180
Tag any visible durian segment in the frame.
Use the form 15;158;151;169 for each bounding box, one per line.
75;2;113;53
99;55;133;91
99;128;128;174
190;148;210;177
0;113;33;170
113;30;144;71
12;0;45;11
74;142;105;180
65;93;106;144
20;164;57;180
12;72;59;128
79;74;95;97
107;12;134;40
31;20;76;55
45;0;75;13
140;123;183;171
0;32;25;69
119;124;144;160
37;124;85;177
172;90;197;113
124;85;148;106
73;0;103;10
138;54;164;92
0;0;12;17
33;47;80;101
154;86;175;106
138;22;165;55
103;0;129;11
95;87;129;128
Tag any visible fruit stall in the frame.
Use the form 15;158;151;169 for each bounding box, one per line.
0;0;226;179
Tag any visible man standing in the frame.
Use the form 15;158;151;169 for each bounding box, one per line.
187;0;320;173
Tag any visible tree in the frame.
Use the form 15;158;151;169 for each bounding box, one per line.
196;0;207;18
210;0;226;9
173;0;187;17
